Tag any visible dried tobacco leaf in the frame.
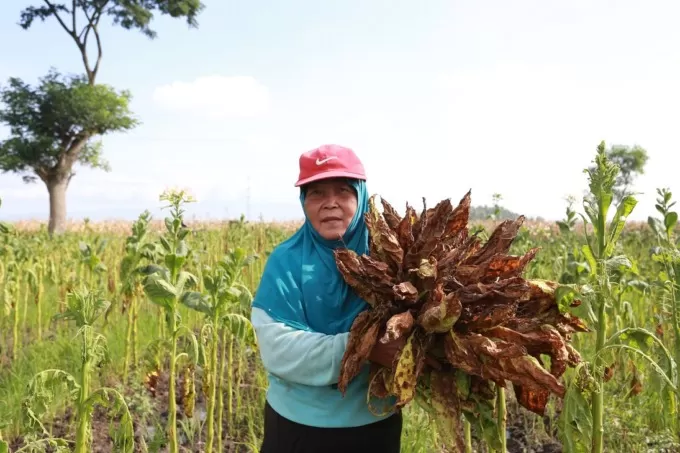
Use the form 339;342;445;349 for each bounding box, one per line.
379;310;415;344
396;204;417;252
380;197;402;232
333;190;586;436
365;195;404;274
338;310;382;394
391;330;429;407
429;370;466;453
392;281;419;304
416;283;462;333
334;249;396;306
391;331;418;406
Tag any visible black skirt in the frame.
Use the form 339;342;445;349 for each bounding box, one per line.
259;401;402;453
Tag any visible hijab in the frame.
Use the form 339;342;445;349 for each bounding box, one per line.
251;178;370;335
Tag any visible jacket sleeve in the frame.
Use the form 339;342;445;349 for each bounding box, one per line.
251;306;349;387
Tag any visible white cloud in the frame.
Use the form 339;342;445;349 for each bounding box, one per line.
152;75;270;118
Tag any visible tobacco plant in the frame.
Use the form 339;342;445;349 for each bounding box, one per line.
20;287;134;453
558;142;678;452
139;189;200;453
189;248;257;453
648;187;680;434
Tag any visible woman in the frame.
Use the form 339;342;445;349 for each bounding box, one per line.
251;144;403;453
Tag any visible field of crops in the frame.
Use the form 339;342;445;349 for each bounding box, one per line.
1;147;680;453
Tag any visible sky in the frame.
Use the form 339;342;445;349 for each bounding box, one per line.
1;0;679;223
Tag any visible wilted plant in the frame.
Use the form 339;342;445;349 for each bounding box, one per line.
21;287;134;453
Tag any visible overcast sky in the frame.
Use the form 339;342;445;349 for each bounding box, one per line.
1;0;679;223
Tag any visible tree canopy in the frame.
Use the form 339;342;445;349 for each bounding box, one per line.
0;69;138;185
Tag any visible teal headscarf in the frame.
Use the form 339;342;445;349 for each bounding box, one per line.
252;178;370;335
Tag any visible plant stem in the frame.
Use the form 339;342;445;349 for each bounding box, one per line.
217;326;227;449
205;316;219;453
497;386;507;453
74;331;91;453
591;200;608;453
123;297;133;383
168;311;179;453
464;419;472;453
12;290;19;362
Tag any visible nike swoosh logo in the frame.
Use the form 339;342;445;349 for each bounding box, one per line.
316;156;338;165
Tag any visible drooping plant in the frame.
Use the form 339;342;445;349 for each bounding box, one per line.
21;287;134;453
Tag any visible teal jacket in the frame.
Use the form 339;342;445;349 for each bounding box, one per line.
251;306;392;428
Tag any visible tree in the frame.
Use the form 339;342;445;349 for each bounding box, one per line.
587;143;649;205
0;69;138;233
606;144;649;204
0;0;205;234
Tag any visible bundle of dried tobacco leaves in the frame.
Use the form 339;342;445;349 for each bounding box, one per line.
333;191;587;450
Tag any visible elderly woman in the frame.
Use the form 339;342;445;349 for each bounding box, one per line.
251;144;403;453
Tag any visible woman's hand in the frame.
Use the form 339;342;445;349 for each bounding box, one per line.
368;336;407;369
368;335;442;370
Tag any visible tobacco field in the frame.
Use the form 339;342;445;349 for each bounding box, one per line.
1;146;680;453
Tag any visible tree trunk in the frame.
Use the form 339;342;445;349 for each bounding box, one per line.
46;176;69;235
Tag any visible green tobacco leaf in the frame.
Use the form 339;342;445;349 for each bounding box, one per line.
604;255;633;272
558;380;592;453
604;195;637;257
222;313;255;344
136;264;168;278
555;284;580;314
180;291;212;315
581;245;597;277
164;253;186;274
143;275;176;308
665;211;678;236
0;440;8;453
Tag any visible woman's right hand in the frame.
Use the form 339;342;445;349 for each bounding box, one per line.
368;336;442;370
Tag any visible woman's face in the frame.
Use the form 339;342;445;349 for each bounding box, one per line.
303;178;358;240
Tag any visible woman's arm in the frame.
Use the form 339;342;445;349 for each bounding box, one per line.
251;306;349;387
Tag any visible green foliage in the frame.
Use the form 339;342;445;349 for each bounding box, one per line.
0;69;137;182
19;0;205;40
587;143;649;205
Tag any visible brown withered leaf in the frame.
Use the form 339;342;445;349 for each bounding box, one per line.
484;248;539;281
411;256;438;291
396;204;417;253
417;283;463;333
444;190;471;240
368;362;392;398
335;257;382;307
379;310;415;344
438;235;483;279
392;281;419;304
380;197;402;233
365;196;404;275
456;300;518;332
455;277;531;304
405;199;453;269
338;310;382;394
463;216;525;266
484;325;570;377
429;370;466;453
334;249;396;306
514;383;551;415
443;331;566;409
391;329;429;407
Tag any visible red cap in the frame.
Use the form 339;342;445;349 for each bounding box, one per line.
295;144;366;187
